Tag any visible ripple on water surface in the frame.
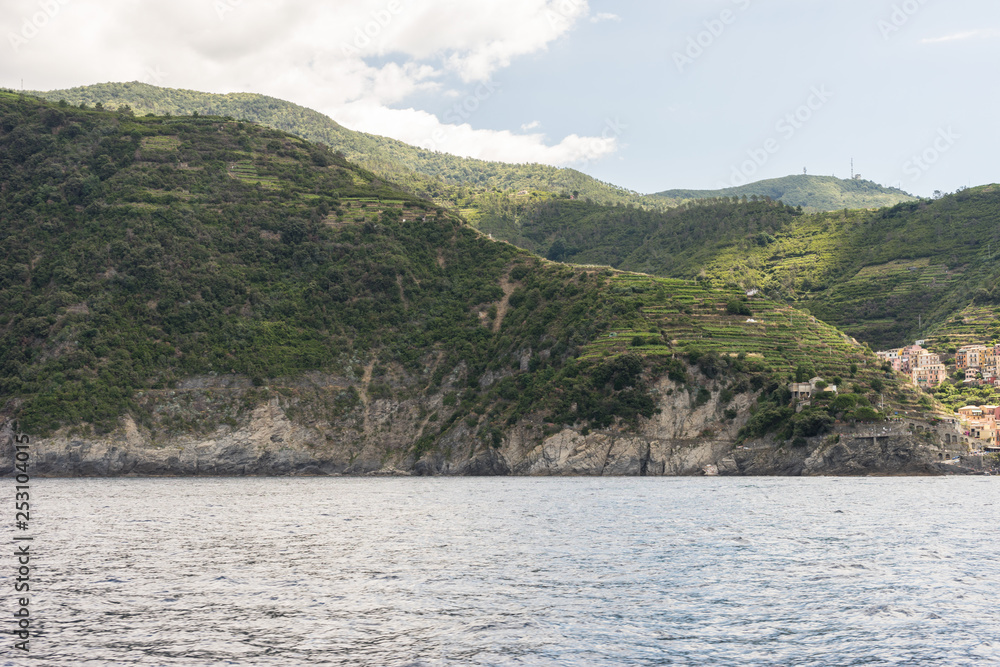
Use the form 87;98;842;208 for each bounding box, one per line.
6;477;999;666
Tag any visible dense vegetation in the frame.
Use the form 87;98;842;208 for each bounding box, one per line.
473;195;801;271
471;188;1000;350
31;82;659;211
33;84;916;216
1;94;913;447
0;92;647;436
654;175;915;212
33;84;973;351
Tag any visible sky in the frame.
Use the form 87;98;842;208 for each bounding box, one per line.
1;0;997;197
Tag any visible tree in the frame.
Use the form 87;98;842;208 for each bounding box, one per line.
795;364;815;383
726;299;752;316
546;238;568;262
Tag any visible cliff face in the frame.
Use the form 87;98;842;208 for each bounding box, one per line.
0;369;968;478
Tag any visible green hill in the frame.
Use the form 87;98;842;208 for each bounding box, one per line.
31;81;660;211
654;175;915;211
0;92;923;460
471;188;1000;350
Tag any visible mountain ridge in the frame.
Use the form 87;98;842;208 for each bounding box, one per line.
654;174;916;211
29;82;656;209
31;82;914;213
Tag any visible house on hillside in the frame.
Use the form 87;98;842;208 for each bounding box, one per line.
910;351;947;389
969;423;998;446
958;406;985;421
877;344;926;374
956;345;987;370
789;377;838;401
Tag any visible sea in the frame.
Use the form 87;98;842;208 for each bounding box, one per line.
4;477;998;666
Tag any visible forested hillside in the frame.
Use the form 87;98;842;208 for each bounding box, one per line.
0;93;916;456
31;82;657;210
655;175;915;211
473;189;1000;349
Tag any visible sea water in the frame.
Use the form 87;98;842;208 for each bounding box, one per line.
4;477;998;666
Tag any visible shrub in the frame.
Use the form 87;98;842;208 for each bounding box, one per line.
696;387;712;406
791;410;834;438
850;406;881;421
740;403;793;439
726;299;752;316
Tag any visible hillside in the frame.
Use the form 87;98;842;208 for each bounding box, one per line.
654;175;916;211
31;81;659;211
471;188;1000;350
0;92;957;475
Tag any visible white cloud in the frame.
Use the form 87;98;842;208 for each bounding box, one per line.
591;12;621;23
521;120;542;130
336;102;617;165
0;0;615;169
922;29;999;44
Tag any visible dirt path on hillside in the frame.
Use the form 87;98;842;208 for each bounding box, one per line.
493;275;516;333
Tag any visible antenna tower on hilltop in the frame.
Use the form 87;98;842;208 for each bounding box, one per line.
851;158;854;180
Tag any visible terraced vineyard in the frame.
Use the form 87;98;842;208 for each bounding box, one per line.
335;197;433;225
803;258;959;344
140;135;181;153
228;159;280;188
925;304;1000;351
582;274;929;415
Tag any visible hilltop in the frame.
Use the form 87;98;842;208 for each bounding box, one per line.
31;82;658;210
0;92;956;476
654;175;916;211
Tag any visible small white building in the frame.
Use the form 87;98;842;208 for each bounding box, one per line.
790;377;838;401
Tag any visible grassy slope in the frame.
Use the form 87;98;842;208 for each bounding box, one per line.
654;175;916;211
0;93;919;447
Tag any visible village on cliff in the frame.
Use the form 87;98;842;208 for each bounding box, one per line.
874;342;1000;451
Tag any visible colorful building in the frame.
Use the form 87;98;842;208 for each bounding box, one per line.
956;345;987;370
912;362;947;389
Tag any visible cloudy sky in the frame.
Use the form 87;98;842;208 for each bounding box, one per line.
2;0;997;197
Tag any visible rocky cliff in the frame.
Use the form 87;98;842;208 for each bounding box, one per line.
0;369;970;478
